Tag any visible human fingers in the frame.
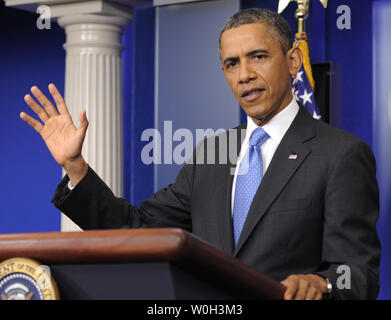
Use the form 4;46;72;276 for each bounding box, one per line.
30;85;59;117
305;286;318;300
20;111;43;134
78;110;88;130
24;94;49;123
77;110;89;138
314;291;323;300
281;276;298;300
294;277;310;300
48;83;69;115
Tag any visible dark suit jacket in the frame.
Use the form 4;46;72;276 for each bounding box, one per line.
52;106;381;299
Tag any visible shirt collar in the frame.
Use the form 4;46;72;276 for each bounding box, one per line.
245;98;300;145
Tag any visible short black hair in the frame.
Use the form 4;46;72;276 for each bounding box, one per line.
219;8;293;54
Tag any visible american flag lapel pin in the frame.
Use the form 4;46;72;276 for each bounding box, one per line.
288;153;298;160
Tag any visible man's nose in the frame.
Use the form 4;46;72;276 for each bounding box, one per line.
239;61;256;84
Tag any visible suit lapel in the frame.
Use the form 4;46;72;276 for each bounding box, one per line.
233;107;316;257
217;124;246;255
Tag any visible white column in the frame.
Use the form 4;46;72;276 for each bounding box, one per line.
58;14;130;231
4;0;141;232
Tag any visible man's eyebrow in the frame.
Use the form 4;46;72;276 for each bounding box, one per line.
247;49;270;56
222;49;270;65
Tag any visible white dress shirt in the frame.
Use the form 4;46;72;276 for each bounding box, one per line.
231;98;300;214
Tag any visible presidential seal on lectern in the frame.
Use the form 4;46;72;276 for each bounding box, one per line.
0;258;59;300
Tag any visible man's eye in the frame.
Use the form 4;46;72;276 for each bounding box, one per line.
226;60;238;69
254;54;266;60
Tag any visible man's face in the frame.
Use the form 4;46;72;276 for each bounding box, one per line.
220;23;298;125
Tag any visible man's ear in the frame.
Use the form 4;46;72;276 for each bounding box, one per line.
287;47;303;76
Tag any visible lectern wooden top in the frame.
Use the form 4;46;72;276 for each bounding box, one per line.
0;228;285;299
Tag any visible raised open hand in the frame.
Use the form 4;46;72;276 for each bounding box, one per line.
20;84;89;185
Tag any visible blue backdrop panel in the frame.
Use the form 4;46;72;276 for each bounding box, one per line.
0;3;64;233
122;16;133;205
373;0;391;300
241;0;298;35
321;0;373;146
123;6;155;207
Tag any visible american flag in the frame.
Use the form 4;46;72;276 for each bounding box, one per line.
292;33;322;120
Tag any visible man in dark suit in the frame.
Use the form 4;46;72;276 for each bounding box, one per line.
20;8;381;300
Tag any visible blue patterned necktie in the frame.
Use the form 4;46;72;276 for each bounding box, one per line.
233;127;269;246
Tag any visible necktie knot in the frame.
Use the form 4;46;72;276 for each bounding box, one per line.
250;127;269;147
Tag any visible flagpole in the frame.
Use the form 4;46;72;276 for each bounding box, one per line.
278;0;328;33
295;0;310;33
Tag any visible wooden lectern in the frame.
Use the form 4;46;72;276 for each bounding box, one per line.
0;228;285;300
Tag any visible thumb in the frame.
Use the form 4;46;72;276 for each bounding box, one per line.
77;110;89;140
78;110;89;131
